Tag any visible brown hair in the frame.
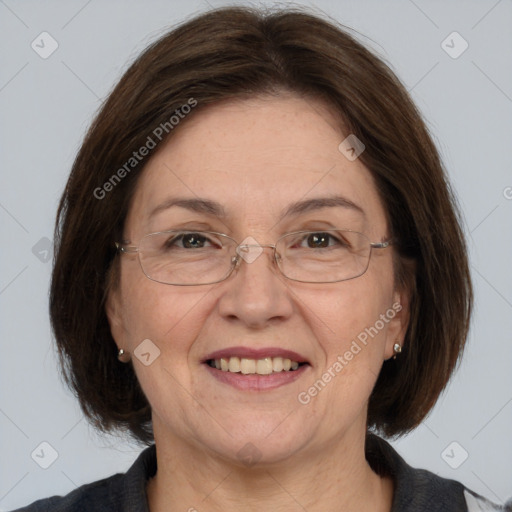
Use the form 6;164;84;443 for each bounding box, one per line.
50;6;472;445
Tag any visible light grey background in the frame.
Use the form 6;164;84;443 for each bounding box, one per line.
1;0;511;509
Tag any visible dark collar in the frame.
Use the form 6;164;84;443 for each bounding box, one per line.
366;433;467;511
120;435;468;512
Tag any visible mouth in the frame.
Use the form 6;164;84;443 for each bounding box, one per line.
206;356;308;375
202;347;310;390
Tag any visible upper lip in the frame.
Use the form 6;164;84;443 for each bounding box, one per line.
204;346;309;364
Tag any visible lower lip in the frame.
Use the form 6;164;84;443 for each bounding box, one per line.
204;363;310;391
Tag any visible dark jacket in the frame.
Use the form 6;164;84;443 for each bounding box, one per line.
11;434;512;511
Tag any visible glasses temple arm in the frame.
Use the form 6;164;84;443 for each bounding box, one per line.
115;242;139;253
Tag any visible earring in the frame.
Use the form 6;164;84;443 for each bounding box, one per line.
393;342;402;360
118;348;131;363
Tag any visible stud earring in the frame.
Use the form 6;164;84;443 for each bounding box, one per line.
393;342;402;360
118;348;131;363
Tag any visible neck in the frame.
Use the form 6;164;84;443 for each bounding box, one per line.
146;423;394;512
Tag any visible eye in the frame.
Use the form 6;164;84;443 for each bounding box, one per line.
164;232;217;250
297;232;349;249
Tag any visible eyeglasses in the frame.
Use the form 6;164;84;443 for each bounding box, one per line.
115;229;392;286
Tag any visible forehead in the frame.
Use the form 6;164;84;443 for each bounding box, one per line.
125;94;388;237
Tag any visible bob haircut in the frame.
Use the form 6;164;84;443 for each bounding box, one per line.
50;6;472;445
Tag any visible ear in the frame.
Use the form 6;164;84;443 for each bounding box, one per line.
383;287;411;360
105;286;125;348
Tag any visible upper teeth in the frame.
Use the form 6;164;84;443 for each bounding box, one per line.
210;356;300;374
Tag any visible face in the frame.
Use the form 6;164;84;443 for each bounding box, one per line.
107;94;408;466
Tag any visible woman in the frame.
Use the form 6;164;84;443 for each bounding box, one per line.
12;6;511;512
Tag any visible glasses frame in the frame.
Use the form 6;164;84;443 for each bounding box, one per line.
115;229;393;286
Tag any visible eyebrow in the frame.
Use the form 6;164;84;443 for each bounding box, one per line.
148;195;364;221
149;198;227;219
278;195;365;221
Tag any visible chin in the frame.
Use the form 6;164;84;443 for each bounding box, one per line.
200;417;312;468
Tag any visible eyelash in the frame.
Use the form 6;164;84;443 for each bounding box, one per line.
162;231;349;250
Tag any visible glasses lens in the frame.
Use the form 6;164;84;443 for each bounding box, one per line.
276;230;371;283
138;231;235;285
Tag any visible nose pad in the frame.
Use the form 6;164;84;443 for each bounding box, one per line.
232;254;242;270
231;242;281;275
236;237;264;264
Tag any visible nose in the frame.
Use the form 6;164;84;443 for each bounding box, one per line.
216;244;294;329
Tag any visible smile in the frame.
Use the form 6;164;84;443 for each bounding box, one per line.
207;356;306;375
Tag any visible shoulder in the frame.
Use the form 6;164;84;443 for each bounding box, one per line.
9;444;156;512
463;490;512;511
366;434;512;512
9;474;124;512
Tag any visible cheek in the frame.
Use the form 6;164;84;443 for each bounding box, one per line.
119;272;210;355
297;278;395;427
309;272;394;364
119;278;215;409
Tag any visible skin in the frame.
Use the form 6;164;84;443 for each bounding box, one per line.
107;93;410;511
